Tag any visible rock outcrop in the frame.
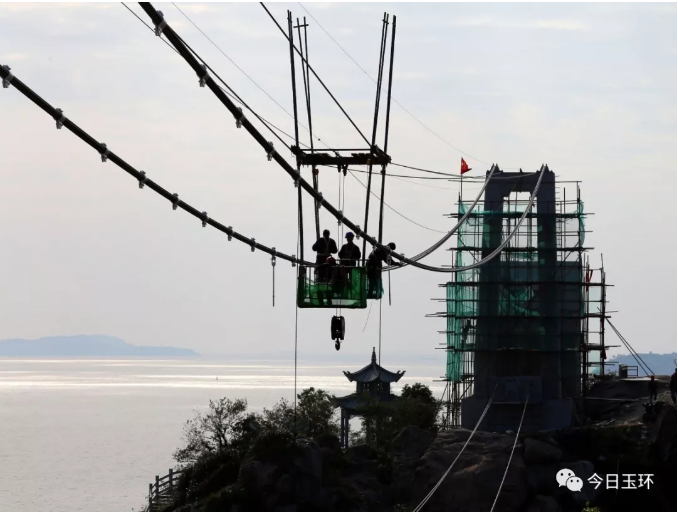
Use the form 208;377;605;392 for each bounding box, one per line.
410;430;528;511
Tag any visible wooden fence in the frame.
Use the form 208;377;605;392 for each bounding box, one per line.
146;468;184;512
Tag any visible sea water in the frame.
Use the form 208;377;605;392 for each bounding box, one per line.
0;358;443;512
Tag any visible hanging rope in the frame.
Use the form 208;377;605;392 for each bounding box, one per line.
361;162;374;265
293;201;301;439
271;251;276;307
490;387;531;512
378;294;383;366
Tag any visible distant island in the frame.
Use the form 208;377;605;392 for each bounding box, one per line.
0;335;199;357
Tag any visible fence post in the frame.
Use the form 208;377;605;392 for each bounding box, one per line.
168;468;174;491
155;475;160;499
148;483;153;510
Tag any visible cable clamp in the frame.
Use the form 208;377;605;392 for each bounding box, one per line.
318;192;323;201
1;65;12;88
291;258;296;267
171;193;179;210
199;64;209;87
236;107;246;129
250;238;256;252
271;248;276;267
226;226;233;241
337;210;343;226
355;225;361;240
266;142;275;161
201;212;209;227
54;108;66;129
138;171;148;189
99;143;109;163
154;11;167;37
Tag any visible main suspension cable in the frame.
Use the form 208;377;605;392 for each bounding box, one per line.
136;2;546;274
0;65;311;268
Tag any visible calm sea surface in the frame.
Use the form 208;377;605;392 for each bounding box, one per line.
0;358;443;512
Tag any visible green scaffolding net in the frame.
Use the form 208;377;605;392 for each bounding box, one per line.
445;197;589;383
297;266;383;309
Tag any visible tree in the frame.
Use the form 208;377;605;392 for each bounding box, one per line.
173;398;250;465
398;383;441;432
353;383;442;448
297;387;340;438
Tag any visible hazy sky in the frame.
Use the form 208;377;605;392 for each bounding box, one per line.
0;2;675;367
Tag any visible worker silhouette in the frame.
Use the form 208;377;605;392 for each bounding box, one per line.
648;375;658;403
367;242;400;294
312;229;338;283
339;232;361;267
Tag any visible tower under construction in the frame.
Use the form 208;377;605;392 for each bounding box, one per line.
431;166;610;432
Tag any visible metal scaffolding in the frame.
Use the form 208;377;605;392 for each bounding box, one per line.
429;168;611;431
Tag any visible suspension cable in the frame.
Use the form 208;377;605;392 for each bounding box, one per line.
10;4;543;275
383;164;501;269
0;65;311;268
296;2;518;170
413;386;496;512
606;318;655;376
139;2;511;274
490;387;531;512
260;2;371;146
348;170;448;234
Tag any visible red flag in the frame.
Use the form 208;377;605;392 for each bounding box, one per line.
461;158;471;175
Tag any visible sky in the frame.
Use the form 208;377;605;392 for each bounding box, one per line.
0;1;675;369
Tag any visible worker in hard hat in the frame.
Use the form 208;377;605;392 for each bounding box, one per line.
366;242;400;295
312;229;338;283
339;232;361;267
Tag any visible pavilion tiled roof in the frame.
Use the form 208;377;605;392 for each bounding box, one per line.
343;347;405;383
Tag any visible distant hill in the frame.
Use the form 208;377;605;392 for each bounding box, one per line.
609;352;676;376
0;335;198;357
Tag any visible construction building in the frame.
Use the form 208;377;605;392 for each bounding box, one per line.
430;166;610;432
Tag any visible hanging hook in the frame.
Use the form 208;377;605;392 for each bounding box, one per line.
271;248;276;307
138;171;148;189
171;193;180;210
201;212;209;227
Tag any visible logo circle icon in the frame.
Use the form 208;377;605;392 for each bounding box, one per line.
556;468;575;487
566;476;584;492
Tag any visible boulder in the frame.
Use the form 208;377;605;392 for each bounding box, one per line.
527;495;562;512
390;426;436;502
524;438;563;464
346;443;377;463
410;429;528;511
238;439;326;510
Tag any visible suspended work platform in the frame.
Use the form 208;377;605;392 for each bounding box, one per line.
297;265;384;309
